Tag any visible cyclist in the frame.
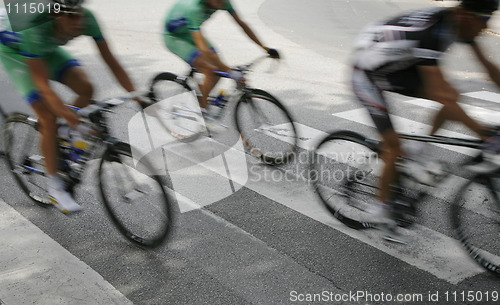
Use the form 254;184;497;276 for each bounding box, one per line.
163;0;280;123
0;0;138;213
351;0;500;240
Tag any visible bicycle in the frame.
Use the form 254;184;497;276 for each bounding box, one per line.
310;130;500;276
148;55;297;165
3;93;174;248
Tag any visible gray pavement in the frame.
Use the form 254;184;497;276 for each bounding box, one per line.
0;199;134;305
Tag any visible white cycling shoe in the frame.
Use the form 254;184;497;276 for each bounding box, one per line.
49;188;83;214
367;201;407;244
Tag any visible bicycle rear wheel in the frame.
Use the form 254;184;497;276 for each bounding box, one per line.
234;89;297;165
4;113;51;207
451;174;500;276
99;142;174;248
311;131;384;229
149;72;204;142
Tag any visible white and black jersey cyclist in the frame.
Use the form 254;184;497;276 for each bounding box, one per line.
350;0;500;240
353;7;458;132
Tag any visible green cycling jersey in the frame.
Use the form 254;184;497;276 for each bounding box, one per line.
0;8;104;103
163;0;235;65
0;8;104;58
165;0;234;37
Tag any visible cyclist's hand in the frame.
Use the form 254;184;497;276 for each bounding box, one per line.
267;48;280;59
229;69;245;87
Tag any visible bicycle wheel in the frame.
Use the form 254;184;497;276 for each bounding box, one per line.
311;131;384;229
234;89;297;165
149;72;204;142
451;174;500;276
4;114;51;207
99;142;174;248
4;113;52;207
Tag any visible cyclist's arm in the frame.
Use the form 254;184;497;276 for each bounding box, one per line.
191;31;231;71
230;12;269;53
26;58;80;127
96;40;136;92
419;65;458;104
471;42;500;87
419;65;484;133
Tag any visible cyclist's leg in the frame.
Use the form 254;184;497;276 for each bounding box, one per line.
49;48;93;109
352;68;401;205
32;101;58;176
0;49;59;175
191;51;223;110
1;50;81;212
389;66;488;139
33;99;82;212
165;34;222;110
431;100;488;139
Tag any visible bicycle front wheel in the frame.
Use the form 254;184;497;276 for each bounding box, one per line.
311;131;383;229
99;142;174;248
4;113;51;207
451;174;500;276
234;89;297;165
149;72;204;142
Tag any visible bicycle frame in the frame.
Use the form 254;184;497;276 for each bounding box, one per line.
362;132;483;156
312;129;486;230
12;96;140;194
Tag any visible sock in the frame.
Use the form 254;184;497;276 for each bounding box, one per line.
47;174;63;192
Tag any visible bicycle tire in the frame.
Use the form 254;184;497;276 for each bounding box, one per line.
149;72;204;143
311;131;383;229
234;89;297;165
4;113;52;207
451;174;500;276
311;131;421;229
98;141;174;248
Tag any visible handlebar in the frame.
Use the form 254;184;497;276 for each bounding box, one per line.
213;54;279;79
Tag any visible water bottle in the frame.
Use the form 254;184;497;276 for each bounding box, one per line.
71;129;89;152
57;124;72;144
211;91;226;108
57;124;90;153
209;90;226;118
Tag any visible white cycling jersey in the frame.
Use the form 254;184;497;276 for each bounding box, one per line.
353;7;457;74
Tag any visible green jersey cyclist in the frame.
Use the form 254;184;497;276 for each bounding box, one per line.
351;0;500;240
163;0;280;124
0;0;139;213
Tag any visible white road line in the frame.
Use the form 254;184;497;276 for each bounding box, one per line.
404;97;500;125
0;199;133;305
463;91;500;104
